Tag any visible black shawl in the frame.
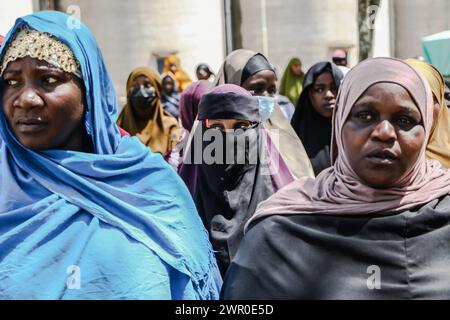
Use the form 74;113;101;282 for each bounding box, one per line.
290;62;343;175
194;91;274;276
222;194;450;299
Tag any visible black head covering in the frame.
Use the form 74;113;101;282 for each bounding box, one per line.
240;53;274;85
198;91;261;122
290;62;344;175
192;87;274;276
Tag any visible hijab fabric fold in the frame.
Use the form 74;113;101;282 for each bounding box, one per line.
117;67;179;154
213;49;314;180
279;57;305;105
246;57;450;232
0;11;221;299
405;58;450;168
163;55;192;93
188;84;275;275
290;61;344;175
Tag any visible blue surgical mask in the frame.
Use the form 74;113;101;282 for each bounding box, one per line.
258;96;275;122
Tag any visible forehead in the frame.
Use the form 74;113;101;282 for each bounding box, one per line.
208;119;248;124
3;56;60;73
314;71;334;84
247;69;276;82
162;76;174;83
133;75;151;83
354;82;419;111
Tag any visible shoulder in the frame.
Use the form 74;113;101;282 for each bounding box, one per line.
222;214;314;299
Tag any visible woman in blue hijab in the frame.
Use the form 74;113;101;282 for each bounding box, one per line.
0;11;221;299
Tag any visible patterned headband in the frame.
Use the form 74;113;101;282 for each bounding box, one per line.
0;25;81;78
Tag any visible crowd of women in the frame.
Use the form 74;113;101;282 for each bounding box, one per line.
2;11;450;299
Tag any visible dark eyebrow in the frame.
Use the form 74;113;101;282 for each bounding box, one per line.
35;64;63;72
2;68;21;75
396;105;421;115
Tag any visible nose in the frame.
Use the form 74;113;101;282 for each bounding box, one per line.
324;88;335;100
13;87;44;110
371;120;396;142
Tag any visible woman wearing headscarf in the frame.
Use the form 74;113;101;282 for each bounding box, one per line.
222;57;450;300
161;73;180;118
279;57;305;105
405;59;450;168
179;80;212;133
166;80;212;170
196;63;214;81
117;67;180;155
290;62;344;175
214;49;314;180
163;54;191;93
0;11;221;299
184;84;284;276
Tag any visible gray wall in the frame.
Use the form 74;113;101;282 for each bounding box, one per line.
57;0;226;105
394;0;450;59
233;0;359;76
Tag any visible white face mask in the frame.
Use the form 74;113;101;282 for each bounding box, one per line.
257;96;276;122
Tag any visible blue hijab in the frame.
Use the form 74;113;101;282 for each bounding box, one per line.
0;11;221;299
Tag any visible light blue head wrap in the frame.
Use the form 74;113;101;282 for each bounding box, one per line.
0;11;221;299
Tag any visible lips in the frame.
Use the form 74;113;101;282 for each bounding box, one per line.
366;149;398;165
323;101;336;109
15;117;48;134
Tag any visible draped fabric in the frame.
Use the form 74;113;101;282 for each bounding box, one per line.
290;62;344;175
247;57;450;230
184;85;275;276
0;11;221;299
213;49;314;179
405;59;450;168
117;67;180;154
279;57;305;105
163;55;192;93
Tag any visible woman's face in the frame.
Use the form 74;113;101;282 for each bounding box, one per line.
342;82;425;189
308;71;338;118
196;68;210;81
2;56;88;151
206;119;253;131
162;76;174;94
131;75;154;92
241;70;277;97
290;61;302;76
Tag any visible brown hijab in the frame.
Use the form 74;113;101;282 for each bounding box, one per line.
117;67;179;154
246;57;450;231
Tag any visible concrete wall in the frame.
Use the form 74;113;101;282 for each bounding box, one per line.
57;0;226;104
0;0;34;36
393;0;450;59
234;0;359;76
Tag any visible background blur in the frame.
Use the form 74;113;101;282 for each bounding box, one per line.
1;0;449;105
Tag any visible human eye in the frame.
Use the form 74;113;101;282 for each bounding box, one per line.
250;86;264;96
234;122;251;130
44;76;58;84
355;111;374;122
395;115;417;130
209;124;225;131
268;87;277;96
5;78;19;86
314;86;324;94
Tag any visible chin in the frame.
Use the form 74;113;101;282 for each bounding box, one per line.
365;179;397;189
18;138;47;151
